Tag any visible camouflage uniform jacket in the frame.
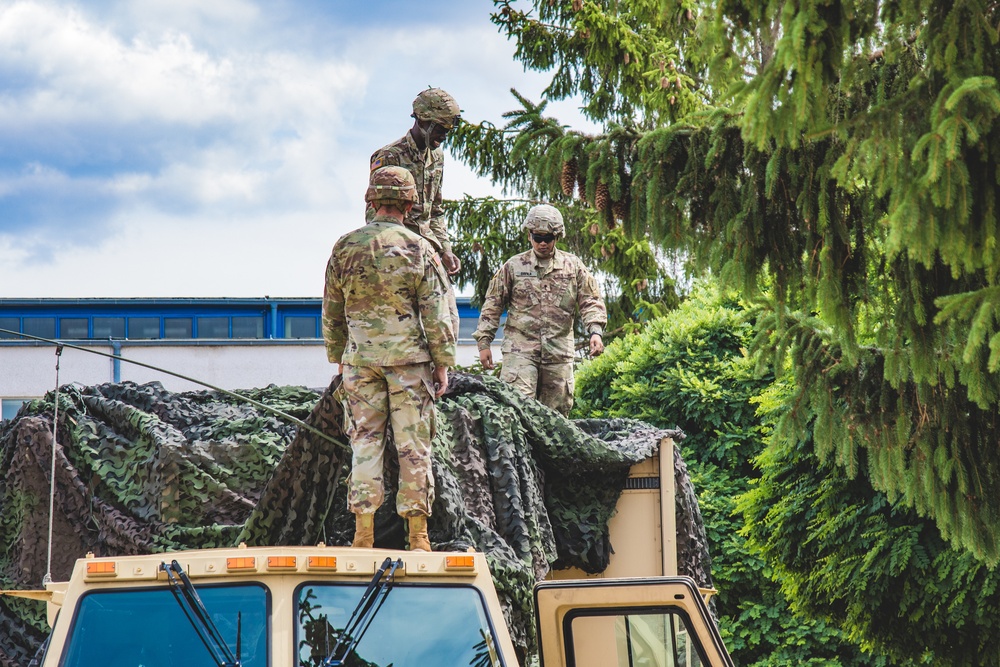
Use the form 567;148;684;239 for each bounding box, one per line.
473;249;607;362
323;215;456;367
369;132;450;253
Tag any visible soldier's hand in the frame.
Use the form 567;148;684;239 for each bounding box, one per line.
442;250;461;275
479;348;494;370
589;334;604;357
433;366;449;398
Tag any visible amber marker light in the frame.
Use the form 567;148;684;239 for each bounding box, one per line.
445;555;475;570
267;556;297;569
307;556;338;570
85;561;117;576
226;557;257;571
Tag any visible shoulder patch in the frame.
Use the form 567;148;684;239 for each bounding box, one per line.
371;157;384;170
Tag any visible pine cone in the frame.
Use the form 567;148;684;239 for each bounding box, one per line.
588;222;600;236
595;181;610;212
572;0;583;11
561;159;578;197
576;171;587;200
612;198;628;222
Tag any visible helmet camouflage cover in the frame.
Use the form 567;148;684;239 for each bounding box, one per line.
365;166;417;204
412;88;461;129
522;204;565;237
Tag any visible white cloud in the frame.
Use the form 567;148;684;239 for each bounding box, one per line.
0;0;594;298
0;2;363;126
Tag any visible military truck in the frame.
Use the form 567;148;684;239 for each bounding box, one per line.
4;448;733;667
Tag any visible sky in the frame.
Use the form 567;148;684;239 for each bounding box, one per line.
0;0;579;298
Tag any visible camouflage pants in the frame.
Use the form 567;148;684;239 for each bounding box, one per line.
499;352;575;415
341;363;436;517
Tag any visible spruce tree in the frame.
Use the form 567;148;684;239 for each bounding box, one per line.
450;0;1000;565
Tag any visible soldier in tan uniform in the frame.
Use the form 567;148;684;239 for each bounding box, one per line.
369;88;462;336
473;204;607;415
323;166;456;552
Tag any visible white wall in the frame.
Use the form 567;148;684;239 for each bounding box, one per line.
1;340;492;397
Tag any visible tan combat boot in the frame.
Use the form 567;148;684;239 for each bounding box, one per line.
352;513;374;548
408;515;432;552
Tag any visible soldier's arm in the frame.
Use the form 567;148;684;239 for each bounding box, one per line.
417;248;457;367
576;262;608;337
428;201;452;255
471;265;511;350
321;254;347;363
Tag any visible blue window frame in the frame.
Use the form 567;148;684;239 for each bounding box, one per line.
61;318;89;339
0;317;19;338
23;317;55;339
232;316;264;339
164;318;192;339
93;317;125;339
128;317;160;339
284;316;317;338
197;317;229;338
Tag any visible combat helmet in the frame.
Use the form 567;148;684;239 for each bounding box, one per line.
412;88;461;130
365;166;417;204
522;204;565;237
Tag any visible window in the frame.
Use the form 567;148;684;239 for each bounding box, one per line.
458;317;479;341
198;317;229;338
23;317;55;339
128;317;160;339
61;584;268;667
232;316;263;339
296;583;500;667
0;317;19;338
284;316;316;338
61;318;89;339
164;318;193;339
93;317;125;339
567;609;706;667
2;399;30;421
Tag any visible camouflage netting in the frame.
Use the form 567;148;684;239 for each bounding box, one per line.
0;372;713;666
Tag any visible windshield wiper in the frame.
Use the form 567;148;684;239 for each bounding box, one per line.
321;557;403;667
162;559;242;667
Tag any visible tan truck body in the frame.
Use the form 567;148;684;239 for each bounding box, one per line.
5;440;733;666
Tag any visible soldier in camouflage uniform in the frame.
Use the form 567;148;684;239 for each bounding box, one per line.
473;204;607;415
323;166;456;552
369;87;462;336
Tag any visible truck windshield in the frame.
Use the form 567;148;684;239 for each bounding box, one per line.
296;583;501;667
60;584;268;667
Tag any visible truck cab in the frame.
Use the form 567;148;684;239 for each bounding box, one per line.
12;457;731;667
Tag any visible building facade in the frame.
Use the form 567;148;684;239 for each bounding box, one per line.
0;297;498;421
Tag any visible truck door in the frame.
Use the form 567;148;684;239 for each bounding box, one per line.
534;577;734;667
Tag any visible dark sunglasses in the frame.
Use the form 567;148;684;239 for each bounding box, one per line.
531;232;556;243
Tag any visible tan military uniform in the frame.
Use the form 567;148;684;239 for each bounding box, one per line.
323;214;456;517
472;248;607;414
369;133;460;336
370;133;450;253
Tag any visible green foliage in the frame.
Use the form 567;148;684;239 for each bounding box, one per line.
457;0;1000;572
742;380;1000;666
574;285;883;666
443;189;677;334
455;1;1000;660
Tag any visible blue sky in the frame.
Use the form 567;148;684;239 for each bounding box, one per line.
0;0;578;297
